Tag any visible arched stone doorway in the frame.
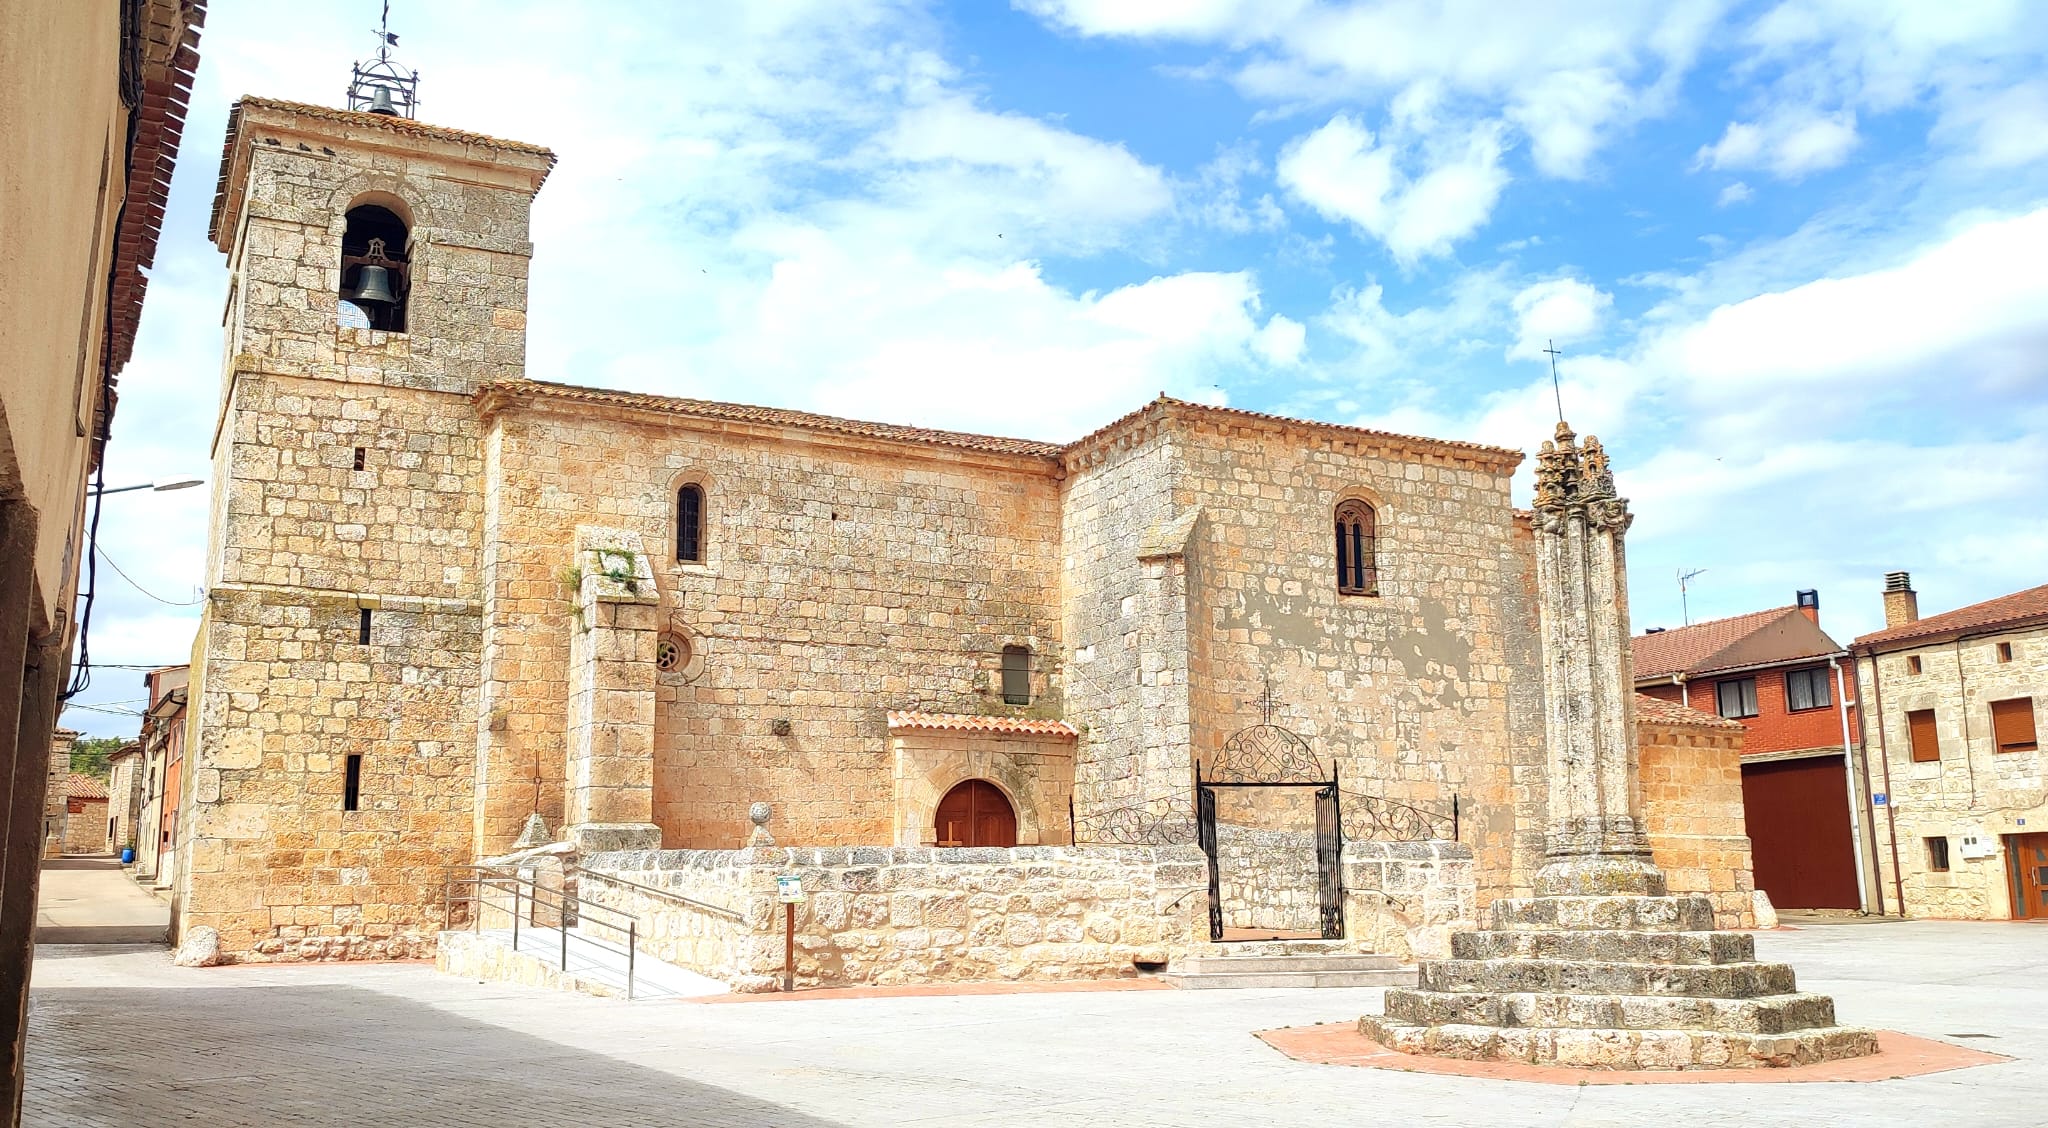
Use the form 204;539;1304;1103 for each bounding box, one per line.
934;779;1017;848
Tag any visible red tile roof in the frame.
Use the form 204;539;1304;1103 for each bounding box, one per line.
1634;693;1743;730
1853;582;2048;650
1633;607;1798;680
65;774;109;801
478;379;1067;459
886;711;1079;739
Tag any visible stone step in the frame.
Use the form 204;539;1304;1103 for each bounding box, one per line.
1184;939;1354;959
1384;988;1837;1034
1452;929;1755;965
1417;958;1796;998
1176;953;1404;975
1488;895;1717;933
1167;967;1416;990
1359;1016;1879;1070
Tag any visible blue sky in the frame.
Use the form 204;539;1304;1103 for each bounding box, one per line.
63;0;2048;736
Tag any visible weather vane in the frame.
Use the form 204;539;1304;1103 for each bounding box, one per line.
1542;339;1566;424
346;1;419;118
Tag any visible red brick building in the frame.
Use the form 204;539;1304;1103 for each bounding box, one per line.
1634;591;1872;911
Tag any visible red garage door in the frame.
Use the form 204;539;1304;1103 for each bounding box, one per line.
1741;757;1861;910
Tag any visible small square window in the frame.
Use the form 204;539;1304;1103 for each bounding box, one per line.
1925;836;1950;872
1715;677;1759;719
1907;655;1922;675
1997;641;2014;663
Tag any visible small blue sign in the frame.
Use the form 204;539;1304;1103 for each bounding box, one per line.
1872;793;1888;806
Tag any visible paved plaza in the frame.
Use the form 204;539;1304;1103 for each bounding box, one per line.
20;920;2046;1127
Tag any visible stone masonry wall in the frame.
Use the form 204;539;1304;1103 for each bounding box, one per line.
581;845;1205;988
1215;825;1320;931
1638;709;1757;929
475;397;1065;855
1059;423;1187;820
64;798;107;854
1861;624;2048;919
1169;411;1532;905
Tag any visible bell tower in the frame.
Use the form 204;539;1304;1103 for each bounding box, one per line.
179;32;555;961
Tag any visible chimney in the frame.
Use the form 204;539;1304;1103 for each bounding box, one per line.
1882;571;1918;628
1795;589;1819;624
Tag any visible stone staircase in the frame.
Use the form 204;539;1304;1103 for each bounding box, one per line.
1168;940;1413;989
1362;894;1877;1068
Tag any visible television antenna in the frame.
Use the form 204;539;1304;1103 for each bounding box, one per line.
1678;567;1708;626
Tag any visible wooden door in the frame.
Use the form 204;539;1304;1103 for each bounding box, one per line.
934;780;1017;848
2013;834;2048;920
1740;757;1862;909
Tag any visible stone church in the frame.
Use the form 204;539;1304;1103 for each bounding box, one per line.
174;91;1754;975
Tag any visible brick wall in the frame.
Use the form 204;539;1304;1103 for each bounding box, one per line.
1674;668;1857;757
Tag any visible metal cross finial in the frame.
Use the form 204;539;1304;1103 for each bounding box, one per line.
1256;674;1278;725
1542;339;1566;424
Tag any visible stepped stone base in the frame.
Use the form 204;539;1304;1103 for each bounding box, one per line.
1360;894;1879;1071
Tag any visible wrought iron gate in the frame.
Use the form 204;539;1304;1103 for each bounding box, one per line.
1195;709;1343;942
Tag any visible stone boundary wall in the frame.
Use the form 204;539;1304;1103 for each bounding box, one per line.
1639;713;1756;929
1342;840;1476;961
581;845;1205;989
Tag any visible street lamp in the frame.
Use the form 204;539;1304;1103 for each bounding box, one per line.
88;478;204;497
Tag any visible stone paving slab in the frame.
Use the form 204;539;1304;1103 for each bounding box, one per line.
22;921;2048;1128
34;856;169;945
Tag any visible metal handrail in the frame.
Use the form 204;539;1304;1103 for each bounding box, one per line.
568;863;746;922
441;864;641;1000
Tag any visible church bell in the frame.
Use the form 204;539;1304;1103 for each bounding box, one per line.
352;265;398;306
368;85;398;116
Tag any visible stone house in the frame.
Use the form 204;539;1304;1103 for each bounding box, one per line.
172;91;1754;973
106;743;144;858
1852;572;2048;920
1634;594;1871;912
62;775;110;856
134;666;187;890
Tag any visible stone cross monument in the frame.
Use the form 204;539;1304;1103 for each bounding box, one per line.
1360;423;1878;1070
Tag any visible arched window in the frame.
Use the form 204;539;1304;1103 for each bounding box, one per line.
1335;499;1377;595
338;204;410;332
676;484;705;563
1000;645;1032;705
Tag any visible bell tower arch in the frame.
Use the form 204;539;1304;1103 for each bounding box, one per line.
179;87;554;962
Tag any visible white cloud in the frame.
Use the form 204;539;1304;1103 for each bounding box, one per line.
1508;278;1613;361
1694;109;1859;179
1276;114;1507;262
1653;206;2048;403
1716;181;1754;206
1935;79;2048;169
1254;314;1308;365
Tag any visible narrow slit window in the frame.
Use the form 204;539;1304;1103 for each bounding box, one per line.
1001;646;1032;706
1335;499;1378;596
343;754;362;812
353;447;366;471
677;484;705;563
358;608;372;645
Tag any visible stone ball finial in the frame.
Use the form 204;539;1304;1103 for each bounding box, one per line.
746;801;776;848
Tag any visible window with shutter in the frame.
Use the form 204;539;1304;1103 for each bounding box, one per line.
1991;697;2039;753
1907;708;1940;762
1000;646;1032;706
